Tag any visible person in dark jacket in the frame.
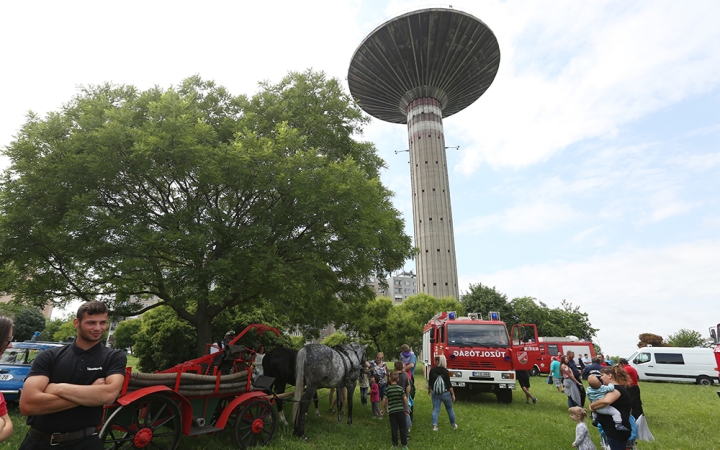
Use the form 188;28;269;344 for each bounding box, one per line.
582;357;604;380
427;355;457;431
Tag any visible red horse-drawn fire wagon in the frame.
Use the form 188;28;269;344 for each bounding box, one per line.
99;324;281;449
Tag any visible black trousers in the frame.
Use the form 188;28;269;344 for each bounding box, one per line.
389;410;408;447
19;434;103;450
578;380;586;407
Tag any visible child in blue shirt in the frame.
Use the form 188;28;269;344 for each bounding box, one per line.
586;376;629;431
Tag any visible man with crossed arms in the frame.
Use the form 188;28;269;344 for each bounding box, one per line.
19;301;127;449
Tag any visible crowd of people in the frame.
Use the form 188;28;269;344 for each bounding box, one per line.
0;307;656;450
547;351;653;450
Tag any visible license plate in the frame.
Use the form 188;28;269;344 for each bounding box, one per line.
0;374;13;381
452;382;466;387
472;371;490;377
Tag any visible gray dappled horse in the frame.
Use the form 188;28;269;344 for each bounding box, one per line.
291;343;366;439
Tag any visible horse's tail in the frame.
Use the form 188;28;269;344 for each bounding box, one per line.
291;346;306;425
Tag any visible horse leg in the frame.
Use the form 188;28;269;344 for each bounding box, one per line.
336;389;343;423
294;385;316;439
313;391;320;417
347;384;356;425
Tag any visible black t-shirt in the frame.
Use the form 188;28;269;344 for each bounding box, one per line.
568;359;582;381
25;342;127;432
596;384;632;442
428;366;451;393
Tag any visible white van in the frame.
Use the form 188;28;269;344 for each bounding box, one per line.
628;347;717;386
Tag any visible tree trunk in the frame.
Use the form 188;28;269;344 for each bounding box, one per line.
190;300;214;358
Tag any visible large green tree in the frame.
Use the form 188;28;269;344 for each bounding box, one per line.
0;304;46;341
346;296;394;354
390;293;464;355
637;333;664;348
508;296;597;340
111;318;142;351
39;318;65;342
0;70;413;356
666;329;704;348
460;283;511;321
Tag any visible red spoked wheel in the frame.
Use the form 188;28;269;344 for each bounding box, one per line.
100;394;181;449
234;399;277;449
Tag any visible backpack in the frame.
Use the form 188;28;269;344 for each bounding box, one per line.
433;375;446;394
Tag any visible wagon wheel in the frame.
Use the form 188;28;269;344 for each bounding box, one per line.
100;394;181;450
234;398;277;449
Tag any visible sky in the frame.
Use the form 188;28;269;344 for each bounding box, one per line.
1;1;719;358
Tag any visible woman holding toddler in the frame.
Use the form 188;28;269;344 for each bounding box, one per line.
589;366;632;450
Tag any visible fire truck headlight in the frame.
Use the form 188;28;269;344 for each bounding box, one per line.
498;383;507;388
501;373;514;380
452;371;462;377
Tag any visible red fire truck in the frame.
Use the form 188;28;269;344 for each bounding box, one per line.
421;311;539;403
530;336;596;376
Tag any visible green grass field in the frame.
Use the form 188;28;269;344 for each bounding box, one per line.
6;374;718;449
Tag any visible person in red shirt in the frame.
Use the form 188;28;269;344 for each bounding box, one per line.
0;315;15;443
618;358;643;418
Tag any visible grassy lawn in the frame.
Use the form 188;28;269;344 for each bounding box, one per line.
5;373;718;449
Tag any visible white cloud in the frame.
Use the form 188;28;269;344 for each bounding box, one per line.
571;226;606;247
459;202;584;234
643;190;701;224
675;152;720;171
461;239;720;356
448;1;720;172
0;0;367;153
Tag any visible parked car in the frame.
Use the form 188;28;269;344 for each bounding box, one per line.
0;341;67;401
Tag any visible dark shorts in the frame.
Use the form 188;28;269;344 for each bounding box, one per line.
516;370;530;388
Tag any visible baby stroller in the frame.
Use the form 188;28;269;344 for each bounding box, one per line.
597;415;637;450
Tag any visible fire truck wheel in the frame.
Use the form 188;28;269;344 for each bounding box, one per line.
530;366;540;377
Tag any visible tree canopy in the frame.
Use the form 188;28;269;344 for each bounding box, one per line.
345;293;463;356
0;304;46;341
637;333;664;348
460;286;597;341
111;318;142;351
0;70;413;355
460;283;510;320
666;328;705;348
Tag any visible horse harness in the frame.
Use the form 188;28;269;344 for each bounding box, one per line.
331;345;363;388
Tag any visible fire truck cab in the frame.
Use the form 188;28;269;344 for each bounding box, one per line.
422;311;538;404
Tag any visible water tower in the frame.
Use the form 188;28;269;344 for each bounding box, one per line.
348;8;500;299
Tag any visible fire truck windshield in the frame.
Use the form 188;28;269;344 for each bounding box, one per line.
447;324;509;347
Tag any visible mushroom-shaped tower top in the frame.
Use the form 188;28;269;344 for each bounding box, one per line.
348;8;500;124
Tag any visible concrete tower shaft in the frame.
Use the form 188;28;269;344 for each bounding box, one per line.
348;8;500;300
407;98;458;299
